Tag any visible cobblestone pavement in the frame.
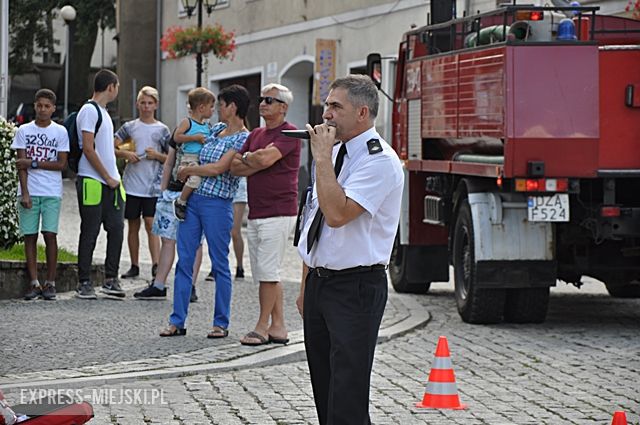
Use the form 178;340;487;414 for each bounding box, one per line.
1;180;405;378
3;280;639;424
2;180;640;424
0;180;308;375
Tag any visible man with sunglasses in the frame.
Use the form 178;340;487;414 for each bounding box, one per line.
231;83;301;346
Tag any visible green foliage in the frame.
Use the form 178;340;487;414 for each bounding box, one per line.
9;0;56;73
0;243;78;262
65;0;116;48
0;118;20;249
9;0;116;74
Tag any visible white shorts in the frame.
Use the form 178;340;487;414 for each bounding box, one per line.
233;177;247;203
247;216;296;283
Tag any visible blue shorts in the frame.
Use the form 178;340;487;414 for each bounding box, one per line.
152;190;181;240
17;196;62;235
152;190;204;242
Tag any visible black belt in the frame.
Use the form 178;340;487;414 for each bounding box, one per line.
309;264;387;278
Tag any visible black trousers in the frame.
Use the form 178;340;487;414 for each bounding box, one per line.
76;176;125;281
303;267;388;425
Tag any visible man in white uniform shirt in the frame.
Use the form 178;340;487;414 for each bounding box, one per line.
296;75;404;425
75;69;124;299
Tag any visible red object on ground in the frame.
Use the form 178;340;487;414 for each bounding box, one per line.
416;335;467;410
610;411;628;425
9;399;93;425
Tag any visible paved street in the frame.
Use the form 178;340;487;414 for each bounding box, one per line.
2;179;640;424
1;180;311;375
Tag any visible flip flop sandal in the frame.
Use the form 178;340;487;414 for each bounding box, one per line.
268;335;290;345
207;327;229;339
159;326;187;337
240;331;270;346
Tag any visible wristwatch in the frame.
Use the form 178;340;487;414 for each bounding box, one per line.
241;152;250;165
30;160;38;169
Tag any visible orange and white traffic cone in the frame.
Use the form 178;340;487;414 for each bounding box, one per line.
416;336;467;410
610;411;628;425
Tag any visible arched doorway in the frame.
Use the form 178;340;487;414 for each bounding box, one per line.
280;57;319;195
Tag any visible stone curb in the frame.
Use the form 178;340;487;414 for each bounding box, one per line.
0;261;105;300
0;293;430;390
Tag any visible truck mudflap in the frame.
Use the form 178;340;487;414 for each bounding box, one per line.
475;260;556;289
467;192;556;287
469;192;553;259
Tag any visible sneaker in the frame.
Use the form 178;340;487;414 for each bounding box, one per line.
134;284;166;300
24;285;42;301
121;265;139;279
41;283;57;300
205;271;214;282
235;267;245;279
101;278;126;298
190;286;198;303
173;199;187;221
151;263;158;278
75;281;97;299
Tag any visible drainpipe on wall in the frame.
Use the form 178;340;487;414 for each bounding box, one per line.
0;0;9;118
156;0;162;120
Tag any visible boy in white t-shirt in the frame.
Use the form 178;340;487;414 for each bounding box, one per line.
11;88;70;301
115;86;170;279
75;69;124;300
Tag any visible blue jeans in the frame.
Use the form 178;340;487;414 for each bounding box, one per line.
170;193;233;329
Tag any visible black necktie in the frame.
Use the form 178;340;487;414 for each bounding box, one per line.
306;143;347;254
292;184;310;247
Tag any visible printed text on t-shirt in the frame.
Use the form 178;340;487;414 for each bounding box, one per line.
24;133;59;161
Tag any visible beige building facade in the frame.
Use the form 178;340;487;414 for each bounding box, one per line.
160;0;431;136
159;0;433;187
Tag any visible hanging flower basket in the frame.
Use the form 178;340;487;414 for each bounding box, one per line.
161;24;236;60
626;0;640;19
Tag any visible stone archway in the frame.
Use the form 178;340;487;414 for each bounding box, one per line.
280;58;314;195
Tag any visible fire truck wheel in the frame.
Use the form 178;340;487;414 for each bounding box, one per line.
453;200;505;324
503;287;550;323
389;235;431;294
605;283;640;298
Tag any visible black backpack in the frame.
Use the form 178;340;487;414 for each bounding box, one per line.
63;101;102;173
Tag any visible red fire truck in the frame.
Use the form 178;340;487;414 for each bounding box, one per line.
367;3;640;324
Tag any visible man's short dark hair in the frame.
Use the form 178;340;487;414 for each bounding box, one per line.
218;85;250;120
329;74;379;119
34;88;56;104
94;69;119;93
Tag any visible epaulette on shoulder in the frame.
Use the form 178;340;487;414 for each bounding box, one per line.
367;138;383;155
